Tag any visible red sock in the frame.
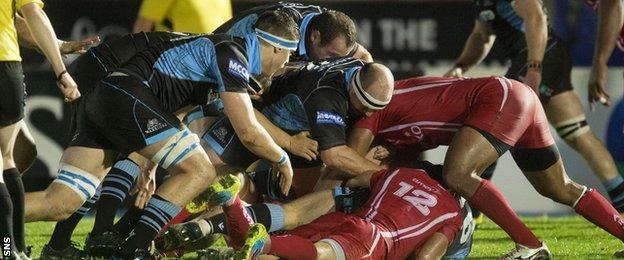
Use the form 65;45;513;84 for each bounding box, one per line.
468;180;542;248
224;196;253;249
268;234;317;260
575;189;624;241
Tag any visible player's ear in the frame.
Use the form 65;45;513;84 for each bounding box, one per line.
310;30;321;45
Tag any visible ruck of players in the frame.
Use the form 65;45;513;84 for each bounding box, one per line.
1;0;624;259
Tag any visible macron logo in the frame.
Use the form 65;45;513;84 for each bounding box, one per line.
316;111;345;126
228;59;249;82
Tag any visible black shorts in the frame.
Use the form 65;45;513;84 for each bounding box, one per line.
67;50;114;139
70;74;182;153
0;61;25;126
505;38;573;104
202;115;259;168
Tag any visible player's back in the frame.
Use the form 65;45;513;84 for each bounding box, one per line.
354;167;463;259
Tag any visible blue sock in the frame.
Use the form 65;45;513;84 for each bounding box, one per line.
604;175;624;211
122;195;181;254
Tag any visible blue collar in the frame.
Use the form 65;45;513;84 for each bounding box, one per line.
244;34;262;75
297;13;319;59
343;67;360;91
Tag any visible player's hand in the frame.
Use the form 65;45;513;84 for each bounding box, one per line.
588;62;611;111
130;164;157;209
444;67;463;78
522;69;542;92
367;145;390;161
59;35;100;57
287;131;318;161
56;72;81;102
274;157;293;196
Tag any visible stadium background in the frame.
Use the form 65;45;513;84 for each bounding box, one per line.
18;0;624;215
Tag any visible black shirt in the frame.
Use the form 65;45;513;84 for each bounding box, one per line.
261;57;365;151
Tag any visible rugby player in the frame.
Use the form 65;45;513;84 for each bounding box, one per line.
204;167;464;260
350;76;624;258
446;0;624;212
24;11;300;258
215;2;372;62
0;0;86;258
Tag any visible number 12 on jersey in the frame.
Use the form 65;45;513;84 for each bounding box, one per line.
393;181;438;215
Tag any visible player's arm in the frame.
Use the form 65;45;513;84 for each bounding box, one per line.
19;2;80;101
15;13;100;55
254;109;319;161
588;0;623;110
222;92;293;194
321;145;384;177
445;20;495;77
133;0;175;33
514;0;547;91
412;232;449;260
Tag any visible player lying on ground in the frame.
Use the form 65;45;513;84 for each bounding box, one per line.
204;167;465;259
350;75;624;258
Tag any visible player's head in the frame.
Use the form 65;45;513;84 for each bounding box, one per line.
255;10;300;77
348;63;394;117
306;10;357;60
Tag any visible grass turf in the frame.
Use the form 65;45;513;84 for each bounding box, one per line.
25;216;621;259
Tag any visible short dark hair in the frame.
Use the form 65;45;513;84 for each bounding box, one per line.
308;10;356;50
255;10;300;42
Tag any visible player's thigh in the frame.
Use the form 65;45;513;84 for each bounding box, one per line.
543;91;585;125
442;127;500;187
0;120;21;161
60;146;117;180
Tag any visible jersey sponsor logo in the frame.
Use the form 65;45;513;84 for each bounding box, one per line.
228;59;250;82
316;111;345;126
145;118;167;134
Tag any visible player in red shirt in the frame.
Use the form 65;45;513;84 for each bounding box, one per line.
351;76;624;258
205;167;464;260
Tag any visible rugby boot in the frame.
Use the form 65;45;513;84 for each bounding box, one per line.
500;243;551;260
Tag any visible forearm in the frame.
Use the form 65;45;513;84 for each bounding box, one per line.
253;109;291;150
322;146;384;177
238;123;285;163
455;32;494;71
594;0;624;65
21;4;65;75
524;15;547;63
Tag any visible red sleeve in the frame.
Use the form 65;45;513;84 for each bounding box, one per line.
437;213;463;243
355;110;382;135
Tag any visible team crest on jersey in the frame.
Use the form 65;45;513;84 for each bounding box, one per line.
145;119;167;134
316;111;345;126
228;59;250;82
479;10;495;21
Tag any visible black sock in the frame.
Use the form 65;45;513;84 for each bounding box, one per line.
113;204;143;238
4;169;24;252
121;195;180;254
48;190;100;250
207;203;284;234
0;182;15;252
91;159;139;236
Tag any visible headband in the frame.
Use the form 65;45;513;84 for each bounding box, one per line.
254;28;298;51
352;69;390;110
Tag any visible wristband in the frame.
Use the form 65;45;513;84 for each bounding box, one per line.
527;61;542;71
56;70;68;82
277;153;288;166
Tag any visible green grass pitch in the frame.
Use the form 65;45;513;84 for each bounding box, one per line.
25;216;622;259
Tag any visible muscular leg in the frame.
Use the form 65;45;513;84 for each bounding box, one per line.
544;92;622;204
25;146;116;221
442;126;542;248
521;158;624;241
0;120;25;252
119;131;216;255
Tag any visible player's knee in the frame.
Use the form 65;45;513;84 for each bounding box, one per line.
555;115;590;145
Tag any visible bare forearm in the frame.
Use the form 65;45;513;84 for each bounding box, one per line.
594;0;624;64
455;32;494;71
253;109;291;149
524;15;547;62
238;123;284;163
322;146;384;177
21;4;65;75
